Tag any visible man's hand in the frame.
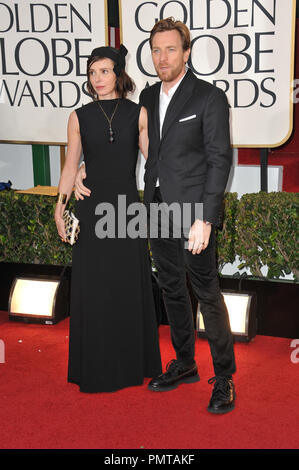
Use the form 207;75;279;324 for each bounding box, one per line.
74;163;91;200
188;219;212;255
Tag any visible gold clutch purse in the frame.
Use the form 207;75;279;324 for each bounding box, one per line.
63;210;80;245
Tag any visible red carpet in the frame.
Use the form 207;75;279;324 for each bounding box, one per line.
0;311;298;450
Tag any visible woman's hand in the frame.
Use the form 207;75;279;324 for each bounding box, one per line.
54;207;67;243
54;110;82;242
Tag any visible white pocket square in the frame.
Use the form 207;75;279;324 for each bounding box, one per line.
179;114;197;122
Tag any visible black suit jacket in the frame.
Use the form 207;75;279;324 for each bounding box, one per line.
139;69;232;226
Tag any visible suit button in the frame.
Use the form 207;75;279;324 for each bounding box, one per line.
158;157;162;161
160;178;164;183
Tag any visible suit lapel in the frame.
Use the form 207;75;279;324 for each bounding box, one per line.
161;69;197;142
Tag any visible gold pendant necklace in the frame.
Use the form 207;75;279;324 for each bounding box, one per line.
97;99;120;143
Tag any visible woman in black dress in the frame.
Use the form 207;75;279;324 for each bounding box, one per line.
54;45;162;393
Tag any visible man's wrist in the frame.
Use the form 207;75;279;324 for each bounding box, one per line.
194;219;212;226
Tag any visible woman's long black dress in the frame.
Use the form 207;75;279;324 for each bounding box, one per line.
67;98;162;393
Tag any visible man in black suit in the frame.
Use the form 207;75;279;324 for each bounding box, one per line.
140;18;236;414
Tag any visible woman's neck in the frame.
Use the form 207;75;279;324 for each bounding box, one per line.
97;92;119;100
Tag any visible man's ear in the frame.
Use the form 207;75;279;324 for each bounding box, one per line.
184;48;191;64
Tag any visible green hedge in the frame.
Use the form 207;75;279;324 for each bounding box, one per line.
0;190;298;280
216;192;238;270
235;192;299;280
0;191;74;265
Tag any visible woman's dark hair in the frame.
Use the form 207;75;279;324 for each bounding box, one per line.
86;55;135;100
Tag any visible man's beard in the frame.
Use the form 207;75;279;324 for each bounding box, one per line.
156;63;184;82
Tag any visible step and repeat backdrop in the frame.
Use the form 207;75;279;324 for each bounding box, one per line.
120;0;296;147
0;0;296;146
0;0;107;143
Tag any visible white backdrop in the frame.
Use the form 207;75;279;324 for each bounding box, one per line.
0;0;107;144
120;0;296;147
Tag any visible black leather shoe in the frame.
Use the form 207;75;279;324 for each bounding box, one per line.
148;359;200;392
207;376;236;414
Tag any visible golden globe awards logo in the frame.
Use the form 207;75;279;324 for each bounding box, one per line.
0;2;93;108
121;0;296;147
0;1;106;143
134;0;277;108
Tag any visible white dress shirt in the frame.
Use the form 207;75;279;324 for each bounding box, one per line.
156;70;187;187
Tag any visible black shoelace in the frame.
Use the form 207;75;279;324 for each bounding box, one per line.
164;359;182;377
208;376;232;400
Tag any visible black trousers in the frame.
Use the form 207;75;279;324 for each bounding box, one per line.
149;187;236;377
